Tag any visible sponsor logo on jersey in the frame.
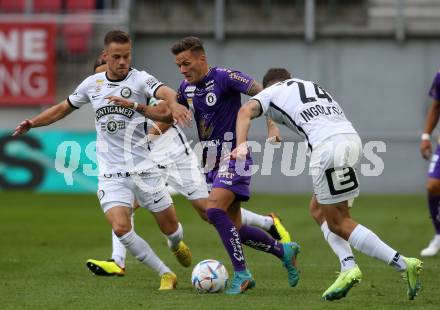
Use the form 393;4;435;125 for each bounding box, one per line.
107;83;119;88
228;72;249;85
120;87;132;98
200;139;221;148
185;85;196;98
185;85;196;92
206;92;217;106
145;76;159;89
96;105;135;120
95;79;104;92
205;81;215;91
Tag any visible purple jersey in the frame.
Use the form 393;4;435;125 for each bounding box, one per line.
177;67;254;167
429;71;440;101
428;145;440;179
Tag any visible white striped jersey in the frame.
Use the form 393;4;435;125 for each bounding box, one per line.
68;68;163;175
252;78;357;149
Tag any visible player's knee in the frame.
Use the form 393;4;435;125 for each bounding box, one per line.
326;220;345;237
198;209;209;222
426;179;440;195
309;204;323;224
207;198;228;211
113;223;132;237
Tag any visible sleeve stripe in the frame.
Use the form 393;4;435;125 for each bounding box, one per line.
246;80;256;95
152;83;164;98
252;98;263;117
66;97;79;109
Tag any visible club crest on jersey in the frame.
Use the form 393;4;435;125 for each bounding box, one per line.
100;116;125;134
121;87;132;98
206;92;217;106
95;79;104;92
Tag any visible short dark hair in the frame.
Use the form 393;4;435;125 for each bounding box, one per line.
93;55;106;72
263;68;292;88
104;30;130;46
171;36;205;55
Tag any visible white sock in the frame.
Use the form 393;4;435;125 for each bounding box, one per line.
165;222;183;251
241;208;273;230
348;224;406;271
119;229;171;276
321;221;356;272
111;213;134;268
112;231;126;268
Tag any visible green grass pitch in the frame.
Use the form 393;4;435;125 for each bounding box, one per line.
0;192;439;309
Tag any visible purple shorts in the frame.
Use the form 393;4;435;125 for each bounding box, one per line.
428;145;440;179
205;157;253;201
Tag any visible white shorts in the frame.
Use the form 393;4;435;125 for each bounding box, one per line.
310;133;362;204
156;151;209;200
97;167;173;213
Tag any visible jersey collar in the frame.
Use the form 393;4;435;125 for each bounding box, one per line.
105;68;133;82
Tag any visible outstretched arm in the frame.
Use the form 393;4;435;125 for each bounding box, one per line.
12;100;75;136
421;99;440;159
105;96;173;123
232;99;263;159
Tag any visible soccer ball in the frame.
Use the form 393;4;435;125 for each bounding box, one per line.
191;259;229;293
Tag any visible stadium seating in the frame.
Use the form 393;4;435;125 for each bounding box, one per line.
0;0;25;12
63;0;96;56
66;0;96;12
63;23;93;55
33;0;62;13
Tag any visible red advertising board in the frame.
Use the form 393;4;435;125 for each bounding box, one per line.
0;23;56;106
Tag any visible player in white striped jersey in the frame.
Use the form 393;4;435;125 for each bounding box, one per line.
233;68;423;301
12;30;192;290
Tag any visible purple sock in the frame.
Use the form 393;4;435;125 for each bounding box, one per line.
239;225;284;259
206;208;246;272
428;195;440;234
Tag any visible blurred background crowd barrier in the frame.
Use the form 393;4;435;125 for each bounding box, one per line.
1;0;439;193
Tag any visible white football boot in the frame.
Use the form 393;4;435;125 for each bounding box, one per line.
420;235;440;257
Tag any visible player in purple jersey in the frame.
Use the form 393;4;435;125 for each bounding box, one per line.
420;70;440;257
87;59;294;278
171;37;300;294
